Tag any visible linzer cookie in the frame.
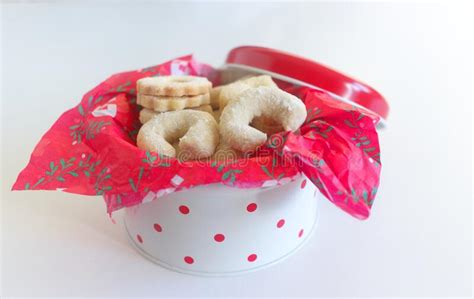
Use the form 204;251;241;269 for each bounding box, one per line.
137;75;211;97
137;93;210;112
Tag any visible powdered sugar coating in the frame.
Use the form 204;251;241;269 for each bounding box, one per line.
137;110;219;160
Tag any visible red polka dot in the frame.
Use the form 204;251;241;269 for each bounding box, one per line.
246;203;257;212
214;233;225;242
184;256;194;264
300;179;307;189
277;219;285;228
153;223;163;232
298;229;304;238
179;205;190;214
136;234;143;243
247;254;257;262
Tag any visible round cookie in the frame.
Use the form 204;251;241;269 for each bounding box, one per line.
137;75;212;96
137;93;210;112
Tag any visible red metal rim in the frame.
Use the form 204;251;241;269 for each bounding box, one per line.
225;46;389;120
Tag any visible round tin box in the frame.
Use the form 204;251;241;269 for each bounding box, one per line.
124;46;388;276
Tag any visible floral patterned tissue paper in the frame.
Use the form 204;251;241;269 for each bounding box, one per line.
12;55;381;219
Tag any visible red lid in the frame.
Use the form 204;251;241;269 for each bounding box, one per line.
226;46;389;120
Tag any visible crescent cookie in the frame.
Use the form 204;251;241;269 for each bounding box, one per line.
137;110;219;160
139;105;213;124
137;93;210;112
137;75;212;96
219;86;307;153
218;75;277;109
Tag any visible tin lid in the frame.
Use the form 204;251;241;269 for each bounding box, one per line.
225;46;389;121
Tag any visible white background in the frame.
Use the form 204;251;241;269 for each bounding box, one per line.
1;2;472;297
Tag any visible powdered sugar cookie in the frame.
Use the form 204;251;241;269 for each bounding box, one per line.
137;110;219;159
139;105;213;124
218;75;277;108
219;86;306;152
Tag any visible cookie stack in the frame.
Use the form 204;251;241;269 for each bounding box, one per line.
135;74;303;161
136;75;213;124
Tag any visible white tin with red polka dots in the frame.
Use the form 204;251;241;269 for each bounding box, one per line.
124;175;320;276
